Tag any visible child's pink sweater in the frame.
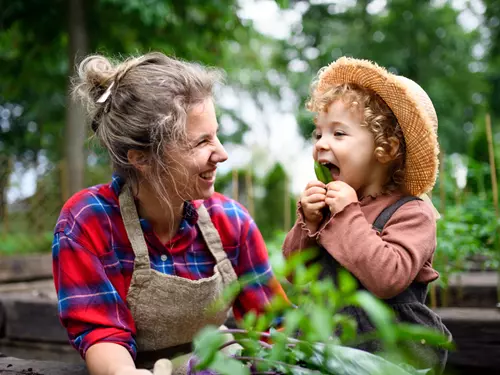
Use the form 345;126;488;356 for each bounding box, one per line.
282;193;439;299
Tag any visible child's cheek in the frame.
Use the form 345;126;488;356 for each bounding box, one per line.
312;146;319;161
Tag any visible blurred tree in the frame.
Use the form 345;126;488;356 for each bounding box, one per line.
255;163;295;240
280;0;489;154
484;0;500;119
0;0;283;201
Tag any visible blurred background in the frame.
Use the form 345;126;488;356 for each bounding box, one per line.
1;0;500;373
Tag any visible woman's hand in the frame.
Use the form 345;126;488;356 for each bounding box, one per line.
86;343;154;375
325;181;357;214
115;369;153;375
300;180;327;232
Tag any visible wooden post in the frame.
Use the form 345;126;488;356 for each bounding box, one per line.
232;169;239;201
485;114;498;216
485;114;500;306
245;168;254;218
60;159;70;203
284;173;291;231
1;156;14;233
439;151;446;215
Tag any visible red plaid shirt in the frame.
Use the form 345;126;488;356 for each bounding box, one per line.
52;175;286;359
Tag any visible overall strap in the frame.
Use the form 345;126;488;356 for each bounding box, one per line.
372;195;426;305
196;204;238;284
372;196;422;232
119;184;151;271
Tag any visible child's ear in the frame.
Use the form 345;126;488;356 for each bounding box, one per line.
374;137;400;164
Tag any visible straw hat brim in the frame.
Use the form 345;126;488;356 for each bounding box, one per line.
316;57;439;196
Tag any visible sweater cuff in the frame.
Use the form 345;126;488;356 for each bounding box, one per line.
296;201;328;238
317;201;361;238
315;200;361;237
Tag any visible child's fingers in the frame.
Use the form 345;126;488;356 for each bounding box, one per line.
306;201;326;212
326;180;349;191
306;186;327;196
305;180;326;190
325;197;335;208
305;193;326;203
326;189;339;198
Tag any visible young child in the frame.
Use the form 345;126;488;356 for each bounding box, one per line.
282;57;451;373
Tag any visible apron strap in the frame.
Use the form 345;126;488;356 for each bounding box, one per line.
119;184;151;271
196;204;238;285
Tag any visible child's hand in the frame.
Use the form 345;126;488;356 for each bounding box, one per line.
300;180;327;232
325;181;358;214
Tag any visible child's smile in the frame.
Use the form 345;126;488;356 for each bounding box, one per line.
313;100;389;198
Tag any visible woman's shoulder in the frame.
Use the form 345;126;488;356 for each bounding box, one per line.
198;192;253;226
55;181;120;233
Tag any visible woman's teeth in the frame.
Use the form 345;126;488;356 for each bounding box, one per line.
200;171;215;180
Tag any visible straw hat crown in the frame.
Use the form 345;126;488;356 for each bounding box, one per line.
316;57;439;196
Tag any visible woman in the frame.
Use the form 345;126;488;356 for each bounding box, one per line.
52;52;288;375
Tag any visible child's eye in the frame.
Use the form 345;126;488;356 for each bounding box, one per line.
312;129;321;140
334;131;346;137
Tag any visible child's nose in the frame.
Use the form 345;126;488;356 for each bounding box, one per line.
315;136;331;152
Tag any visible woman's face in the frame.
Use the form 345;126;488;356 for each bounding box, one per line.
168;97;228;201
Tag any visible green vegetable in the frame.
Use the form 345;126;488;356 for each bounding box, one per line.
314;161;333;184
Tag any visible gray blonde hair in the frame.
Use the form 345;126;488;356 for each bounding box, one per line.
72;52;223;206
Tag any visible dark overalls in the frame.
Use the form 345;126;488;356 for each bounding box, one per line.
317;196;452;374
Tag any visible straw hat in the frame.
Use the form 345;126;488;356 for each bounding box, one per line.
316;57;439;196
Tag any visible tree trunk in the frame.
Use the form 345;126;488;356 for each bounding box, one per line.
64;0;88;199
0;156;13;230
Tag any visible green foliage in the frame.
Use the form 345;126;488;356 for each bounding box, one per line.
279;1;489;154
0;0;285;165
433;194;500;286
431;154;500;285
192;249;451;375
255;164;296;241
0;231;53;255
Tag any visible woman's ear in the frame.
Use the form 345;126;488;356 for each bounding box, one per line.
127;149;150;173
375;137;400;164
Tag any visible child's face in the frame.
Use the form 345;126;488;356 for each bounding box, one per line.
313;99;389;197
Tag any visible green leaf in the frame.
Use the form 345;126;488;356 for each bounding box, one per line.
275;0;290;10
338;270;358;295
312;343;419;375
395;323;454;350
348;291;396;347
310;306;333;341
208;352;250;375
193;326;225;369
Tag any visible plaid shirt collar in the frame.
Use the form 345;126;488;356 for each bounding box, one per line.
110;173;200;230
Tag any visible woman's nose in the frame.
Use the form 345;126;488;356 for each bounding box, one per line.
211;137;228;164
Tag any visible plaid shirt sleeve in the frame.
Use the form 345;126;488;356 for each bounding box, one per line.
52;205;137;359
226;201;289;321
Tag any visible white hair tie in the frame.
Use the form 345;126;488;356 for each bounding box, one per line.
96;81;115;104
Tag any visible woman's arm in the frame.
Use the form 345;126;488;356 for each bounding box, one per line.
52;230;138;365
86;343;152;375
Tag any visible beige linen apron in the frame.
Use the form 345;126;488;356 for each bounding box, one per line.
119;185;238;374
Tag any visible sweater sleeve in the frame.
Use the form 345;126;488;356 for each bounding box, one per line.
318;200;437;299
282;203;321;259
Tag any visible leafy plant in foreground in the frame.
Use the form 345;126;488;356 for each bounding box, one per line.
191;250;452;375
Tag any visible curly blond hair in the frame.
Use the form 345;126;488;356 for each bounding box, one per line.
306;82;406;193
